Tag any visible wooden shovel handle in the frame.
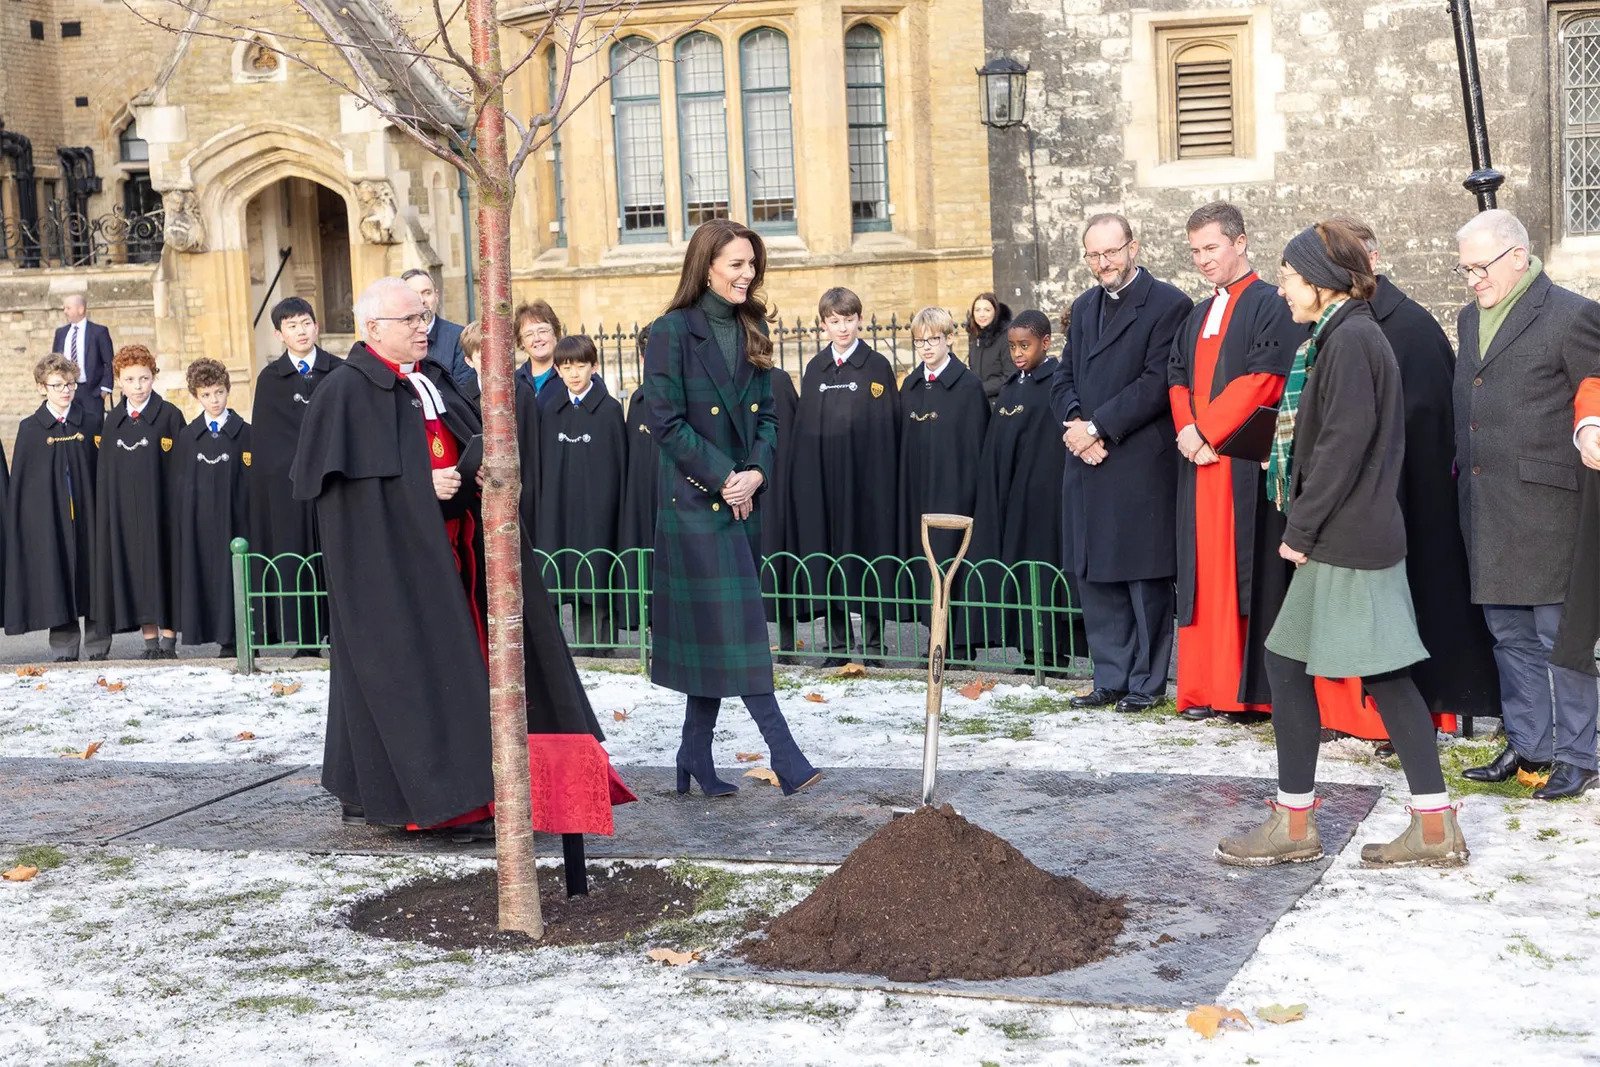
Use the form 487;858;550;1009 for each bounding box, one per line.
921;513;975;588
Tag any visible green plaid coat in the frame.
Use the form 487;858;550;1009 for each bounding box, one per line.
644;307;778;697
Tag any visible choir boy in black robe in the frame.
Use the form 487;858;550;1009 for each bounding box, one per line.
175;358;251;655
971;311;1084;671
4;354;109;661
786;287;900;666
761;367;800;648
618;326;657;635
291;277;630;839
536;335;628;654
250;297;334;652
896;306;990;661
92;345;185;658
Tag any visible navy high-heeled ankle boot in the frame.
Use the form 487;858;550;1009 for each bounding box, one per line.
676;696;739;797
743;693;822;795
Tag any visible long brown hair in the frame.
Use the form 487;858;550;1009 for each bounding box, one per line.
665;219;775;369
1313;219;1378;301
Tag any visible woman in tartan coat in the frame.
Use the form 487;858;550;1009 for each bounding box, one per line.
644;219;822;797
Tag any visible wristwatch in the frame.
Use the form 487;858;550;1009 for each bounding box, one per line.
1085;421;1100;440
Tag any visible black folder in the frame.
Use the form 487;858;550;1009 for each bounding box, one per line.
455;433;484;480
1215;405;1278;464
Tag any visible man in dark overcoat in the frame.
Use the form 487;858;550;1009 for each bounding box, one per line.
1453;209;1600;799
1053;214;1193;712
403;268;471;389
52;294;113;412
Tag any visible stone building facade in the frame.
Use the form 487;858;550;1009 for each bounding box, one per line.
982;0;1592;330
0;0;994;445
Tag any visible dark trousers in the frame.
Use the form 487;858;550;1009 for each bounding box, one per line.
1482;603;1599;770
1078;576;1175;698
49;619;112;660
572;598;616;650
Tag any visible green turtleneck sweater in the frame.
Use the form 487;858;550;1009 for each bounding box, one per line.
1478;254;1543;359
698;289;741;374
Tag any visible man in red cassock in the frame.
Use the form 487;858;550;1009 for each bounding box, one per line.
1168;202;1306;723
291;277;632;844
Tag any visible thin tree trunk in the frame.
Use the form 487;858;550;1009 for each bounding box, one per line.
467;0;541;938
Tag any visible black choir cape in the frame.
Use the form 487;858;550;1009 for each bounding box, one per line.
92;393;185;632
515;374;542;540
895;357;990;640
1169;279;1303;705
5;403;97;633
175;411;252;646
760;368;799;623
618;384;658;630
786;342;900;620
249;348;334;645
971;359;1087;661
1372;276;1500;715
535;376;627;610
291;344;620;831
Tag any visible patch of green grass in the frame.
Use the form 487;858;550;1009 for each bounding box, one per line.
123;718;141;727
1004;720;1034;741
248;960;357;984
13;844;66;870
1441;739;1536;799
987;1019;1043;1041
1505;935;1557;968
371;986;450;1001
1506;817;1522;832
232;994;318;1015
1516;1026;1591;1040
836;715;862;725
1537;828;1561;840
1156;736;1198;748
118;735;144;745
48;905;76;923
1507;872;1532;884
19;724;38;733
760;1000;849;1022
992;692;1070;716
1474;889;1498;903
219;945;280;962
208;886;288;908
945;715;993;735
97;854;135;876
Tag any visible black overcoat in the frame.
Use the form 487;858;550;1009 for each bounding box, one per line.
644;305;778;698
760;368;799;623
92;393;184;632
535;377;627;606
618;385;657;630
1054;268;1192;582
174;411;251;646
249;347;334;645
967;302;1014;403
4;403;97;633
1371;277;1499;715
786;343;899;620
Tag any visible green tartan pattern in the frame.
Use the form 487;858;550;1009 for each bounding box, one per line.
1266;298;1346;513
643;308;781;697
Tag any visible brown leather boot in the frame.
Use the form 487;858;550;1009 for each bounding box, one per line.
1360;805;1469;868
1215;800;1324;867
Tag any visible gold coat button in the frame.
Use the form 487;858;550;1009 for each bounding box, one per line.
750;403;759;412
712;502;721;511
710;405;720;415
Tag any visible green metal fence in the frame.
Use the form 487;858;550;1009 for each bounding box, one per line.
229;539;1089;683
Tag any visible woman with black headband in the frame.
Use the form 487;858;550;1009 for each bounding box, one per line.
1216;219;1469;869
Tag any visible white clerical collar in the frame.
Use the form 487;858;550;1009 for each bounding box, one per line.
127;397;151;418
831;339;859;364
1104;266;1142;300
924;354;952;381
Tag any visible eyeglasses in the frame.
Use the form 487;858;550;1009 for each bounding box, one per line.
1451;245;1518;282
521;325;556;340
1082;238;1134;264
911;337;945;349
372;313;430;331
43;381;75;392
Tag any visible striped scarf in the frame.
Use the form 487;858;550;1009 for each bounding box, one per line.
1267;299;1346;514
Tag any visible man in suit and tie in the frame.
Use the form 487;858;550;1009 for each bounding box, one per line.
52;294;113;412
1052;214;1194;713
1455;209;1600;800
402;267;472;388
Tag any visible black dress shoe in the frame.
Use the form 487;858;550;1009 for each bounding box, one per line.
52;655;76;664
1114;693;1164;713
1532;762;1599;800
1374;742;1396;759
1071;687;1127;709
1180;705;1215;720
450;818;496;844
340;804;366;825
1461;744;1549;783
218;645;236;659
1218;711;1270;725
87;652;109;662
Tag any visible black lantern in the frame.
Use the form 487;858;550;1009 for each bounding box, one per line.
977;57;1029;129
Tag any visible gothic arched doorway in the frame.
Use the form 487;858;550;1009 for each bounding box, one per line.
245;176;355;362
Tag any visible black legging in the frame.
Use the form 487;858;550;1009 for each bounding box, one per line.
1265;650;1447;796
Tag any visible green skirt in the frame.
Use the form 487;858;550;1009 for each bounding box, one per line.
1264;559;1428;678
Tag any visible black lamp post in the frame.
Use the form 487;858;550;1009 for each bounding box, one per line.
1446;0;1505;210
977;57;1043;290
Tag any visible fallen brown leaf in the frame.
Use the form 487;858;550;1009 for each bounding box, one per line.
803;692;827;704
59;740;103;760
233;731;257;742
645;947;701;966
795;637;807;650
834;662;868;678
1516;767;1551;790
957;677;995;700
96;677;127;693
1;864;39;882
33;683;46;691
735;752;764;762
15;665;45;678
742;767;780;786
1186;1004;1252;1039
270;680;303;697
612;709;629;722
1256;1003;1307;1025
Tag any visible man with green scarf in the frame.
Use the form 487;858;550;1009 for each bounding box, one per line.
1452;209;1600;800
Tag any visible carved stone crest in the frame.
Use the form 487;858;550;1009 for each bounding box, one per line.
162;189;206;253
355;179;398;245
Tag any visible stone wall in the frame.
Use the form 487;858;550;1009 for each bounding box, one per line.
983;0;1564;334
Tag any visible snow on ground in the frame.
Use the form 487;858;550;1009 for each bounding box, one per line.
2;662;1600;1065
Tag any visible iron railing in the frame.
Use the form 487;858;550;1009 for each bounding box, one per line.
229;540;1088;683
0;203;164;268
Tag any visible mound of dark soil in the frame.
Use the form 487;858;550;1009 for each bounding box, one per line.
348;865;695;950
742;804;1126;982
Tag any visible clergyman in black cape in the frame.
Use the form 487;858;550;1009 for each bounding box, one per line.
174;358;252;653
291;277;631;837
4;354;109;660
618;374;658;633
249;297;333;650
